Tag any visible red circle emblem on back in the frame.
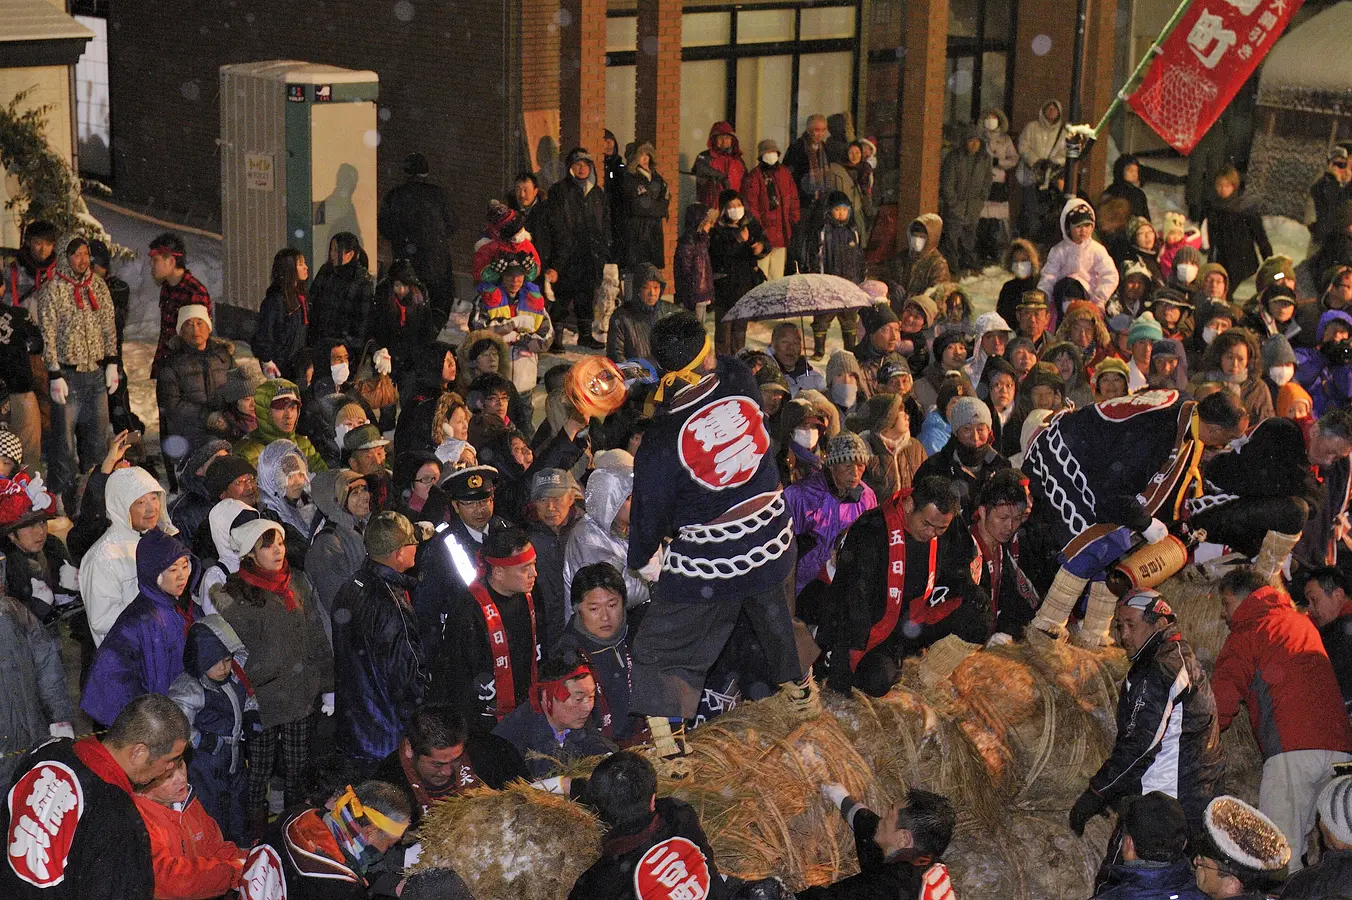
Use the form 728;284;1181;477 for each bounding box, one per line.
678;396;769;491
633;836;712;900
1095;388;1179;421
6;761;83;887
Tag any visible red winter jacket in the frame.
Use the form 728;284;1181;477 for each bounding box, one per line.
740;163;800;250
133;791;244;900
1212;585;1352;760
695;122;746;211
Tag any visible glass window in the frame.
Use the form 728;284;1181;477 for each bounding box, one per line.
606;66;637;156
948;0;979;39
737;55;794;160
682;12;732;47
979;51;1008;119
984;0;1014;41
796;51;853;135
945;56;975;124
74;14;111;178
736;9;796;43
606;16;637;54
678;60;728;212
800;6;856;41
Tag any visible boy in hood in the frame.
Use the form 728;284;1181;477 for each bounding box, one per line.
232;378;327;472
809;191;867;354
939;123;992;275
890;213;951;303
1037;199;1119;309
2;220;58;308
693;122;746;212
168;614;261;843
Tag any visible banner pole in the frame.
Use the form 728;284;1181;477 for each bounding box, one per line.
1090;0;1196;140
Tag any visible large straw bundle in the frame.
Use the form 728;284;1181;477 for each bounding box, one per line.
946;809;1117;900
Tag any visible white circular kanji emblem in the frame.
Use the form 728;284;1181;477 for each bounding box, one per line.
678;396;769;491
1095;388;1179;422
6;761;83;887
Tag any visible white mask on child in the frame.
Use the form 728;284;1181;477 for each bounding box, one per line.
985;116;999;131
1013;261;1033;279
910;234;927;253
1268;364;1295;386
725;206;744;222
1175;263;1199;285
761;152;779;166
330;362;349;388
793;427;818;450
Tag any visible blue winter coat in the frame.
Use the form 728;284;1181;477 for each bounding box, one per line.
1294;309;1352;416
81;530;201;726
918;410;952;456
1094;859;1209;900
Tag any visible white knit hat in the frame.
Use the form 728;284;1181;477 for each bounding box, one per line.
1318;774;1352;847
177;304;212;332
229;516;284;558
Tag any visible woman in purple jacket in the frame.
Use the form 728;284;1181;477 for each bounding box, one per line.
673;202;715;323
80;529;200;727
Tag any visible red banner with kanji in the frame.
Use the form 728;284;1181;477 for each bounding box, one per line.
1128;0;1303;154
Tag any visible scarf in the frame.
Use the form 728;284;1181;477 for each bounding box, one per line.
851;491;939;670
73;737;133;796
58;270;99;310
759;164;781;211
238;557;298;612
970;514;1038;630
287;290;309;324
468;580;537;721
324;804;383;876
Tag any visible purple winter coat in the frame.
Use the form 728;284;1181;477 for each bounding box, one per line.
80;529;201;726
674;204;715;311
783;470;877;596
1295;308;1352;416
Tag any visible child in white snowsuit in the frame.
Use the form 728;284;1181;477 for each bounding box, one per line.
1037;198;1119;310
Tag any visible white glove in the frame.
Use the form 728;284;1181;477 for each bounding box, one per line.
262;360;281;379
986;632;1014;648
59;562;79;591
503;330;521;345
105;363;119;394
49;377;68;405
30;579;55;607
530;776;570;794
1142;518;1169;545
49;722;75;739
511;313;537;333
373;348;392;375
820;783;849;809
25;474;52;511
320;693;335;716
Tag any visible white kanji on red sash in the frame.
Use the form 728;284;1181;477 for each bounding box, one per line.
634;837;711;900
920;862;956;900
678;397;769;491
6;761;83;887
239;844;287;900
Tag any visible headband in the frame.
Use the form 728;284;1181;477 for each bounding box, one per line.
653;334;713;403
147;247;184;260
530;663;593;712
482;544;536;569
333;785;407;839
1122;590;1175;620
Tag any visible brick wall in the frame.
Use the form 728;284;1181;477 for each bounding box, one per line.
635;0;681;273
520;0;561;113
106;0;517;278
559;0;606;155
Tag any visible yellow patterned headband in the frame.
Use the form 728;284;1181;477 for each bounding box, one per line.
654;334;713;403
334;785;408;839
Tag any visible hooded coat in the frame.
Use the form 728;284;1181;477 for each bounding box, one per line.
784;469;878;596
741;155;800;249
0;596;72;786
197;498;251;612
81;466;178;646
554;612;637;742
1016;100;1067;171
168;440;233;552
674;203;715;311
168;616;258;774
564;466;657;610
803;192;866;283
1196;328;1275;423
232;379;328;472
940;125;993;226
1100;154;1152;221
543;149;612;298
331;557;429;761
81;529;200;726
995;238;1043;326
891;213;951;302
305;469;369;621
618;142;670;270
34;237;117;373
693;122;746;210
1038;199;1120;307
980;109;1019;221
255;439;318;567
1202;188;1272;292
1295;309;1352;415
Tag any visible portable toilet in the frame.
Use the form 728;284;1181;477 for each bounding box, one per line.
219;61;378;332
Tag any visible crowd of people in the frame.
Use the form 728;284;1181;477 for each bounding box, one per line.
1;107;1352;900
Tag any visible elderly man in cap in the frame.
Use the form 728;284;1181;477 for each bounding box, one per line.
332;511;429;776
854;304;903;395
1192;796;1290;898
156;304;235;469
525;468;582;652
1015;289;1054;353
1070;589;1223;874
343;422;392;513
785;432;877;602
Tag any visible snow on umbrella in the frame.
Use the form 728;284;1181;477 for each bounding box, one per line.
723;274;875;323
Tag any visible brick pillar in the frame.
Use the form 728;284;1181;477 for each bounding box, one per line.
896;0;948;239
560;0;606;158
636;0;681;276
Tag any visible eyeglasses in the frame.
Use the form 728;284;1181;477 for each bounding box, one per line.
456;497;493;509
231;475;257;486
414;475;439;485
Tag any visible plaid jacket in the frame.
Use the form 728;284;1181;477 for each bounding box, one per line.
154;269;211;376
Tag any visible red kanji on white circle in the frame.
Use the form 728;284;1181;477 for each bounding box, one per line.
1094;389;1180;422
678;397;768;491
634;836;711;900
239;844;287;900
6;761;83;887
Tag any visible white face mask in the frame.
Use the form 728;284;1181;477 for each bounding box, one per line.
1013;261;1033;279
1175;263;1198;285
831;382;859;408
726;206;744;222
793;427;818;450
984;116;999;131
761;152;779;166
910;234;927;253
330;362;349;388
1268;364;1295;386
1202;326;1220;345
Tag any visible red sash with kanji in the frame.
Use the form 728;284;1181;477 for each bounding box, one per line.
851;497;937;670
469;581;538;721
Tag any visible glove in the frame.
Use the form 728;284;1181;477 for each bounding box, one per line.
25;474;52;512
243;708;264;737
511;313;537;333
30;579;55;608
986;632;1014;648
48;722;75;739
105;363;119;395
320;692;335;716
49;377;68;405
262;360;281;379
373;348;392;375
59;562;79;591
1068;788;1107;836
820;783;849;810
1142;518;1169;545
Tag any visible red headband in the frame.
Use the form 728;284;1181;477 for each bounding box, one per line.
148;247;184;260
482;544;536;569
530;663;593;712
